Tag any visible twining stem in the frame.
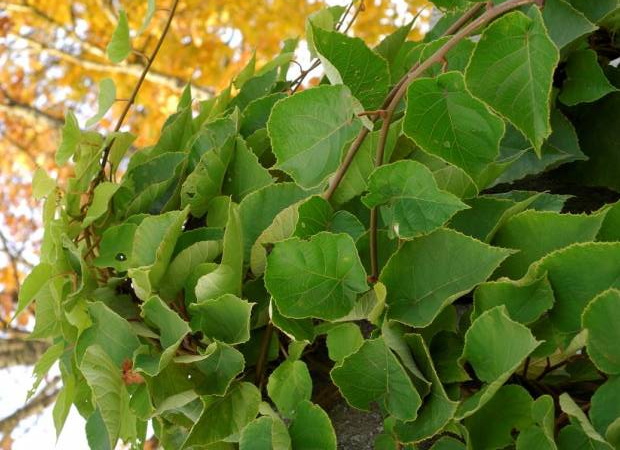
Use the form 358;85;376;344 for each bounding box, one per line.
365;0;536;279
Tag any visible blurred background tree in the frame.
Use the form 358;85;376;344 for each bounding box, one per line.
0;0;428;446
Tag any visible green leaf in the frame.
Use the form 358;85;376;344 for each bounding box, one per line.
183;382;261;448
598;201;620;242
86;78;116;127
331;337;422;421
557;424;612;450
28;342;64;399
464;385;533;450
526;242;620;334
265;232;368;320
461;306;540;384
312;26;390;110
107;10;131;63
288;401;336;450
492;210;605;279
222;137;273;201
591;376;620;438
239;416;291;450
32;168;56;200
393;334;458;444
326;323;364;362
430;437;465;450
81;346;136;449
560;393;612;448
363;160;468;239
240;92;286;137
135;296;191;376
494;109;586;186
268;85;362;189
271;302;315;343
375;20;414;66
160;239;222;300
83;182;119;227
403;71;505;180
559;49;617;106
176;341;245;397
267;360;312;418
473;273;554;324
568;0;618;22
542;0;597;49
15;262;52;317
190;294;253;345
465;8;559;152
380;228;512;327
195;203;243;301
181;137;234;217
94;222;137;272
56;110;81;165
582;289;620;374
331;120;401;206
76;302;140;366
138;0;156;34
305;6;346;57
129;208;188;299
239;182;309;261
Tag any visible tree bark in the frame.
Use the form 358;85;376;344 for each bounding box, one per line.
0;338;50;368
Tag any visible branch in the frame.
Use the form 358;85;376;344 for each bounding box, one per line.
0;230;21;291
0;376;60;439
14;34;213;97
0;87;64;128
0;338;50;367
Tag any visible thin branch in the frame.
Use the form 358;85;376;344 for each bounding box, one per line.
0;377;60;439
0;86;64;128
0;229;23;290
14;34;212;97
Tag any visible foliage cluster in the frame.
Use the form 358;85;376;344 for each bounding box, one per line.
23;0;620;448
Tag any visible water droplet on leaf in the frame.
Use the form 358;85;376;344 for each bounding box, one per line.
115;253;127;261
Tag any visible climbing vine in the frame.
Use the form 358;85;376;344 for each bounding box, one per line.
22;0;620;448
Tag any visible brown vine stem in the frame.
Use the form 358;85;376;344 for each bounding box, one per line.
366;0;536;279
322;3;472;203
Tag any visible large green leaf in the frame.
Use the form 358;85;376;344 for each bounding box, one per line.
568;0;618;22
239;182;308;261
312;25;390;110
582;289;620;374
190;294;253;345
559;49;617;106
542;0;596;49
464;385;534;450
449;193;539;243
526;242;620;334
195;203;243;301
80;346;136;449
239;416;291;450
83;182;119;227
393;334;458;444
129;209;188;299
331;337;422;421
461;306;539;383
403;71;505;180
176;341;245;397
267;360;312;418
135;296;191;376
222;137;273;201
380;228;512;327
560;393;613;448
465;8;559;152
181;137;234;217
183;382;261;448
492;210;605;279
265;232;368;320
591;376;620;438
456;306;539;419
288;401;336;450
326;323;364;363
76;302;140;366
472;273;554;324
15;262;53;317
268;85;362;189
56;110;81;165
362;160;468;239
